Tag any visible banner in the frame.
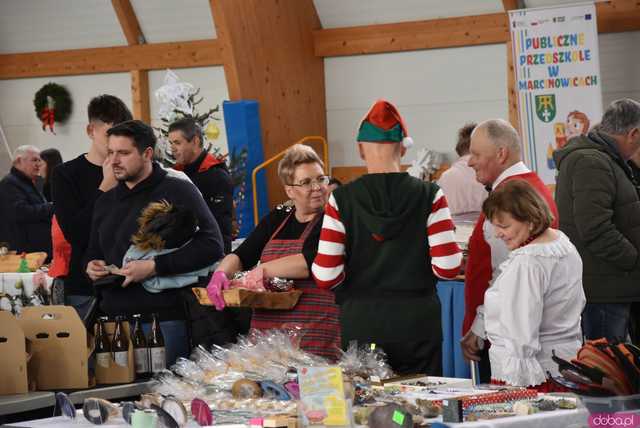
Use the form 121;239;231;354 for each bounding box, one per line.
510;3;603;185
223;100;269;238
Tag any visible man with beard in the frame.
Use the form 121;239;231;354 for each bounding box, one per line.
86;120;224;364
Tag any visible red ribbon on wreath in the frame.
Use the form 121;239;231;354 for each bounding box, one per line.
40;96;56;134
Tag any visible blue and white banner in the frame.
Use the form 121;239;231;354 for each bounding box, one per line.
510;3;603;185
223;100;269;238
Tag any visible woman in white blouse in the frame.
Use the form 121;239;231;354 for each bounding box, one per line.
475;180;585;391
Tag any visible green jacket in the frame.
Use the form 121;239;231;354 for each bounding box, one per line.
553;132;640;302
332;172;442;344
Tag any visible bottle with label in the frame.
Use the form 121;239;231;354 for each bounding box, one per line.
95;316;111;369
131;314;150;377
112;315;129;368
148;313;166;373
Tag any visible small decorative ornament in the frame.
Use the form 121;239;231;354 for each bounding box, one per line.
33;83;72;134
204;120;220;141
407;148;442;180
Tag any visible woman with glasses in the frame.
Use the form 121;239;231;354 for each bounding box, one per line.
208;144;340;360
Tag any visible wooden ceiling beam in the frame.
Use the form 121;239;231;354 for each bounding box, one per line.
111;0;150;122
131;69;150;123
314;13;509;57
502;0;524;12
111;0;145;45
596;0;640;34
0;39;223;80
314;1;640;57
211;0;327;208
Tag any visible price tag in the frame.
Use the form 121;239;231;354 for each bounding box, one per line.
392;410;405;425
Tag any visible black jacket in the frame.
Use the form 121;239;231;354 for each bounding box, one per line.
51;154;104;296
0;167;53;257
553;132;640;303
86;163;224;319
180;151;233;253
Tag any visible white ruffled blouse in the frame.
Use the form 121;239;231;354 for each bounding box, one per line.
475;230;586;387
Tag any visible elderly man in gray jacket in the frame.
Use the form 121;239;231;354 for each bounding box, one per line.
553;98;640;341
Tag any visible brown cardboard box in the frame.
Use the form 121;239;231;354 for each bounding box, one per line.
0;311;29;395
94;320;135;385
17;305;93;390
0;251;47;272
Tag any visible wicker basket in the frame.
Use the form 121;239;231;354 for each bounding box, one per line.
191;287;303;310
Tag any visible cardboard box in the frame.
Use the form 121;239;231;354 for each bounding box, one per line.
94;320;135;385
0;311;29;395
17;305;93;390
0;252;47;272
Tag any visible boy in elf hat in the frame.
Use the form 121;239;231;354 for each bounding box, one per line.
312;99;462;374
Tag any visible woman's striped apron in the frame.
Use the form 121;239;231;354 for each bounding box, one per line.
251;211;341;361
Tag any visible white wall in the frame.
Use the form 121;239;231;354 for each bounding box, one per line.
324;31;640;167
325;44;509;166
0;67;229;175
599;32;640;106
0;73;132;173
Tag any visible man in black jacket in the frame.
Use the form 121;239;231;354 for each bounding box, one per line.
86;120;224;364
52;95;132;318
168;118;234;253
554;98;640;341
0;145;53;256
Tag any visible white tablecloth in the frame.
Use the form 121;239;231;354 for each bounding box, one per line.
19;408;591;428
447;408;589;428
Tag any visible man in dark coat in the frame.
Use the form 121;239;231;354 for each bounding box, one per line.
86;120;224;365
169;118;234;253
554;98;640;341
0;145;53;257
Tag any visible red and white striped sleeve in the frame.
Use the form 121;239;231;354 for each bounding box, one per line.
312;193;346;289
427;188;462;279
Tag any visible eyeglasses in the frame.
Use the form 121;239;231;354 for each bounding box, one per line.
288;175;330;190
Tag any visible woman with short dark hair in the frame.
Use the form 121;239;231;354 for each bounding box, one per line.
472;179;585;391
39;148;63;202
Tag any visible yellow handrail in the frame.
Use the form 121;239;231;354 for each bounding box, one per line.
252;136;329;226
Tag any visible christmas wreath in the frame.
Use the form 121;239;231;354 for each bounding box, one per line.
33;82;72;134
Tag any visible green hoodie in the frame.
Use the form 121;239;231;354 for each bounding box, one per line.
553;132;640;302
332;172;442;343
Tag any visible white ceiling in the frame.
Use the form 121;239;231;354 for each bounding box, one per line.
0;0;126;54
0;0;609;54
131;0;216;43
0;0;216;54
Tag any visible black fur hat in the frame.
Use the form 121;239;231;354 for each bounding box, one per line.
132;200;198;251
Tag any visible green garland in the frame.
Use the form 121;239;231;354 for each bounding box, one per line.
33;82;72;124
